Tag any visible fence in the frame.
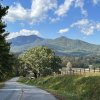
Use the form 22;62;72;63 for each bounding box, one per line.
60;67;100;75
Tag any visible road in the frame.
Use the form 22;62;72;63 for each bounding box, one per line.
0;77;57;100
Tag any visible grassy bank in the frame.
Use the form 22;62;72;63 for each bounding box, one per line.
0;82;4;88
18;73;100;100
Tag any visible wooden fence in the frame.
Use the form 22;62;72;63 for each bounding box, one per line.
60;67;100;75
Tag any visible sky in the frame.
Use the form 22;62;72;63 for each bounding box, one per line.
1;0;100;44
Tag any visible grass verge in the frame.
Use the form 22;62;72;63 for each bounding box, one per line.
18;73;100;100
0;82;4;89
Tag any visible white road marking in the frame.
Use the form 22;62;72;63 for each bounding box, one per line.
0;89;50;94
0;89;21;91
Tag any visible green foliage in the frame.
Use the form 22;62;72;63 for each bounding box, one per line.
0;82;4;88
19;74;100;100
0;4;17;81
19;46;62;76
41;67;53;76
61;55;100;68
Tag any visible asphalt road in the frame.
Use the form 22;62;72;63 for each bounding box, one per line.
0;77;57;100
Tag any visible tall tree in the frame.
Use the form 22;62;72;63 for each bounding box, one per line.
19;46;62;77
0;3;12;80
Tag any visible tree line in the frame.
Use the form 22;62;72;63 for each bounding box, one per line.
61;55;100;68
0;3;18;81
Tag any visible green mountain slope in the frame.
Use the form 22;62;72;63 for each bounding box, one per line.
9;35;100;56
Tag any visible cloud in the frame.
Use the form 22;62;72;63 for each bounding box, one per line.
4;0;57;24
96;23;100;30
55;0;100;18
71;19;89;26
55;0;88;17
92;0;100;5
4;3;28;22
71;19;100;35
75;0;87;17
7;29;40;39
4;0;100;24
59;28;69;34
49;17;60;23
30;0;57;24
55;0;74;16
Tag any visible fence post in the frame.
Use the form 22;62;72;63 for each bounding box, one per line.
89;68;90;73
94;67;95;73
73;70;74;75
84;68;85;73
80;69;81;74
76;70;77;75
69;68;71;75
67;71;68;75
61;71;62;75
65;70;66;75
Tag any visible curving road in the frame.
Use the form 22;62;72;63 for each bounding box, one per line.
0;77;57;100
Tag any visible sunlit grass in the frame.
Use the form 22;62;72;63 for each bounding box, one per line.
79;72;100;76
18;73;100;100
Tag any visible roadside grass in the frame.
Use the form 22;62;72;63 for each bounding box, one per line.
0;82;4;88
79;72;100;76
18;73;100;100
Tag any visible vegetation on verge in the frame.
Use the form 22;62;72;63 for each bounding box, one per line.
0;3;18;81
18;74;100;100
0;82;4;88
19;46;62;77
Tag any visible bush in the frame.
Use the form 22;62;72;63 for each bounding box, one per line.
41;67;53;76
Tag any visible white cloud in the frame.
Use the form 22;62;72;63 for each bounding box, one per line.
71;19;100;35
31;0;57;17
4;0;100;24
75;0;87;16
4;0;57;24
96;23;100;30
71;19;89;27
92;0;100;5
59;28;69;34
30;0;57;24
7;29;40;39
55;0;74;16
49;17;60;23
4;3;28;22
55;0;88;17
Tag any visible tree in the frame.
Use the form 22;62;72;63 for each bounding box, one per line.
66;61;72;71
19;46;62;77
66;62;72;68
0;4;13;80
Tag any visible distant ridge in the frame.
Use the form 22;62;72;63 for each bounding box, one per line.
8;35;100;56
8;35;43;46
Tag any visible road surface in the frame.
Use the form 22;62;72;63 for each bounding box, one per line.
0;77;57;100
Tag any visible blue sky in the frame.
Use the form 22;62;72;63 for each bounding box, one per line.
1;0;100;44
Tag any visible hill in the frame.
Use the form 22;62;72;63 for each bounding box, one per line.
8;35;44;46
8;35;100;56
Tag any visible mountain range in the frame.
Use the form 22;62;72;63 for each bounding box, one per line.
8;35;100;56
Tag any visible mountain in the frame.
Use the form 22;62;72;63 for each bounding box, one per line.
8;35;43;46
8;35;100;56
